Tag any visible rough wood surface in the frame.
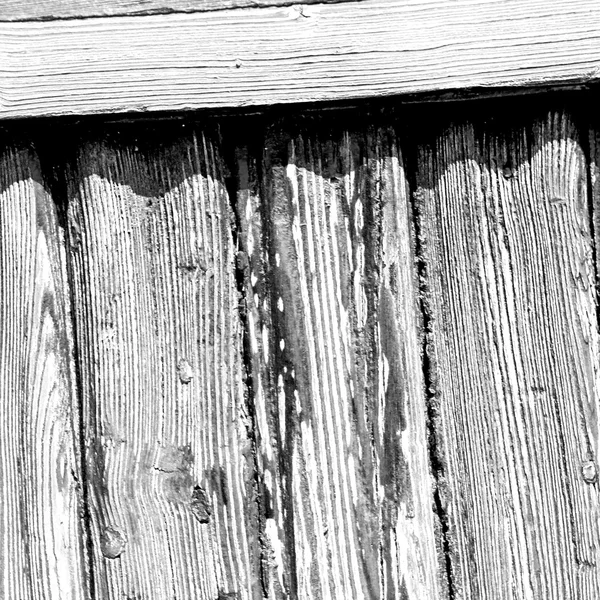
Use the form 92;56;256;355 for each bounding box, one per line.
0;145;89;599
1;0;600;119
0;0;355;21
66;129;260;599
234;124;446;599
416;111;600;599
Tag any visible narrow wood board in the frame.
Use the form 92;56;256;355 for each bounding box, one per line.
0;0;356;21
66;129;261;599
587;118;600;340
416;111;600;599
0;145;89;598
1;0;599;119
234;124;447;598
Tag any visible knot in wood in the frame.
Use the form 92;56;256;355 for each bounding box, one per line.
177;358;194;384
100;526;126;559
190;485;212;524
502;162;515;179
581;460;598;484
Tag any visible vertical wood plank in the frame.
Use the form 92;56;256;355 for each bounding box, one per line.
0;145;89;599
67;130;260;599
235;124;446;599
417;111;600;599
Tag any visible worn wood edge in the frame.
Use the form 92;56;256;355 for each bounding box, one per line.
0;85;584;132
1;0;599;119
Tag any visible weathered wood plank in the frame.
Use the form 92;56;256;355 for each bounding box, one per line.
1;0;600;119
66;129;261;599
0;0;356;21
0;145;89;599
235;123;446;598
416;110;600;599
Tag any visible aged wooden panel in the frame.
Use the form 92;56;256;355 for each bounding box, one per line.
0;145;89;598
416;111;600;599
234;123;446;599
0;0;357;21
1;0;599;119
66;129;260;599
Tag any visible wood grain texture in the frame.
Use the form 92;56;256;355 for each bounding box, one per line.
416;111;600;599
235;124;446;599
0;145;89;599
1;0;600;119
0;0;355;21
66;129;261;599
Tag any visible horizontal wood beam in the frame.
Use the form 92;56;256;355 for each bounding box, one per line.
0;0;357;22
1;0;599;119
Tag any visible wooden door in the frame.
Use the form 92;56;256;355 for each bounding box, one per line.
2;95;600;600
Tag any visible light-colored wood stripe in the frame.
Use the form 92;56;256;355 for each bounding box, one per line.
1;0;599;119
67;129;261;599
417;111;600;599
0;145;89;599
236;125;446;598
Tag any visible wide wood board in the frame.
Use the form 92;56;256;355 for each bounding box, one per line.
416;110;600;599
234;123;446;599
66;129;261;599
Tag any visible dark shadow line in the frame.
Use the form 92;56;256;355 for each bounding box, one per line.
221;119;274;600
399;115;455;600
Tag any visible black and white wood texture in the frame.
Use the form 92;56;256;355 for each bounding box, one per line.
416;110;600;599
1;0;599;119
234;124;446;599
65;130;261;599
2;99;600;600
0;144;89;599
